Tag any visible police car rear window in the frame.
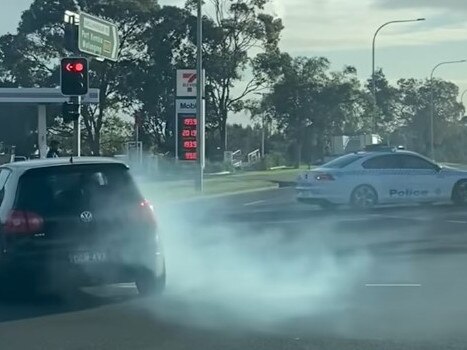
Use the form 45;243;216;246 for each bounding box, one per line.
321;154;364;169
16;164;142;215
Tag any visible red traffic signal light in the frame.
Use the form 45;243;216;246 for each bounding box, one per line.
60;57;89;96
65;62;84;73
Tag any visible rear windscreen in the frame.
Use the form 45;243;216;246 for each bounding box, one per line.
16;164;142;215
321;154;364;169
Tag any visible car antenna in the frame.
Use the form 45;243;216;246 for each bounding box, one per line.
69;156;73;164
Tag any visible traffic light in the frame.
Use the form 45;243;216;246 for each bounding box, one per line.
60;57;88;96
64;22;78;52
62;102;80;123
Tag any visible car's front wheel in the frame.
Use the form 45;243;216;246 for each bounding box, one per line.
350;185;378;210
135;267;166;296
452;180;467;206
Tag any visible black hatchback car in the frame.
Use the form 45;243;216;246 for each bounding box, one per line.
0;158;165;296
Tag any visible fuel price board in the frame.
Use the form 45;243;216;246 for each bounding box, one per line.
177;114;198;161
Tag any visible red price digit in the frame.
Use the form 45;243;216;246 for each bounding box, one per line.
182;130;191;137
184;141;197;149
185;152;197;160
184;118;197;126
190;130;197;137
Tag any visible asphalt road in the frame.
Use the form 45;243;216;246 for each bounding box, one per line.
2;187;467;349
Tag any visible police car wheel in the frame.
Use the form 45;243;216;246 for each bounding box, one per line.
452;180;467;206
351;185;378;209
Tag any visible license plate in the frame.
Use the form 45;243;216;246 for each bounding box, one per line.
69;251;107;264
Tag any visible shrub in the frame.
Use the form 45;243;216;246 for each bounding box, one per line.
204;161;235;174
249;152;286;171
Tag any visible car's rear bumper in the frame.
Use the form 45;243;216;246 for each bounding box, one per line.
296;186;345;204
0;250;165;287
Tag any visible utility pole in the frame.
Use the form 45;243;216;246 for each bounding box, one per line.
195;0;205;192
261;115;265;158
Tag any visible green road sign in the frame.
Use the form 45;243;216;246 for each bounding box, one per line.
78;12;119;61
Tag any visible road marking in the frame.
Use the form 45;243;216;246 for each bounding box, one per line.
446;220;467;224
371;214;426;222
244;200;266;206
365;284;421;287
260;219;309;224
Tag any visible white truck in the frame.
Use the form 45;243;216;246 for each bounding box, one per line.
321;134;382;163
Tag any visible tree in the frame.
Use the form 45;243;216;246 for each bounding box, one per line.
99;114;133;156
0;0;158;155
394;78;463;159
185;0;284;152
265;56;364;166
312;66;366;157
225;123;262;155
122;5;195;155
365;69;401;139
268;56;326;166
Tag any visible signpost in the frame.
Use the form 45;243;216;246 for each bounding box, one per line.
176;69;205;98
177;114;198;161
175;98;204;161
78;12;119;61
63;10;119;157
175;70;205;164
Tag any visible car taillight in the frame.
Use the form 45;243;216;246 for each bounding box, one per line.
314;173;334;181
4;210;44;234
139;199;157;227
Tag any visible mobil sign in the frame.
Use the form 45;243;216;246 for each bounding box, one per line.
176;99;197;114
176;69;205;97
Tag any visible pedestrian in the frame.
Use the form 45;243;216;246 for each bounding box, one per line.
47;140;60;158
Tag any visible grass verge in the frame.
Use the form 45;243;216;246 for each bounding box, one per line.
139;166;306;202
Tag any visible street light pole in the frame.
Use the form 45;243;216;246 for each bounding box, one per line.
372;18;425;132
430;60;466;160
461;89;467;110
196;0;205;192
461;88;467;120
261;115;265;158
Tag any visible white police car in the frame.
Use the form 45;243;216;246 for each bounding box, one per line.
296;148;467;209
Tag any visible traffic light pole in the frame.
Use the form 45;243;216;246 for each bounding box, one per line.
72;95;81;157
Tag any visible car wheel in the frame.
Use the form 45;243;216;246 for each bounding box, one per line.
350;185;378;210
135;267;166;297
452;180;467;206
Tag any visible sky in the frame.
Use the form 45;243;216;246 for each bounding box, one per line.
2;0;467;124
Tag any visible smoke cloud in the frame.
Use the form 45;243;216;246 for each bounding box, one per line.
149;200;371;335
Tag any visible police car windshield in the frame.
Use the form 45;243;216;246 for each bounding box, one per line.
321;154;364;169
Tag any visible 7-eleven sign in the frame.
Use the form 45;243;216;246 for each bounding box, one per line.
176;69;205;97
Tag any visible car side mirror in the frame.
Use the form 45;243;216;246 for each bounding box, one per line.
435;165;442;172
